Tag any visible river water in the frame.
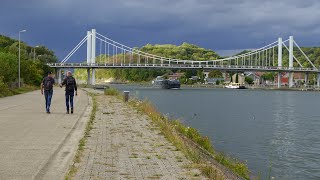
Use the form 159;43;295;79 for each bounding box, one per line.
110;85;320;179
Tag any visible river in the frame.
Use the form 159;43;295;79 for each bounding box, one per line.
110;85;320;179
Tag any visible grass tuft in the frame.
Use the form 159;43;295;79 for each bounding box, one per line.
104;88;120;96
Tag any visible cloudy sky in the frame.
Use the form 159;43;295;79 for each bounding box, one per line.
1;0;320;61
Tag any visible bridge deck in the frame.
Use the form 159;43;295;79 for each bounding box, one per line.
48;63;320;73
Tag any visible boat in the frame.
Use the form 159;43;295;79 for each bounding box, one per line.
225;83;246;89
161;79;181;89
152;76;181;89
152;76;164;87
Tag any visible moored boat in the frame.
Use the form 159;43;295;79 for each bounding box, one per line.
161;79;181;89
225;83;246;89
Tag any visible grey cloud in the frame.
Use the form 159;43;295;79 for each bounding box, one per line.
37;0;320;33
1;0;320;60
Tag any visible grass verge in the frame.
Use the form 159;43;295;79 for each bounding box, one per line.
104;87;120;96
64;92;97;180
0;85;38;98
105;90;250;179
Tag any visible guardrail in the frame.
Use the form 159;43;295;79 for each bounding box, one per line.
47;63;319;72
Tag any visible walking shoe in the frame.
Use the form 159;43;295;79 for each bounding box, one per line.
66;109;69;114
71;108;73;114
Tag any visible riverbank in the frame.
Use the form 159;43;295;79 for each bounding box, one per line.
68;89;211;179
105;88;250;178
79;82;320;92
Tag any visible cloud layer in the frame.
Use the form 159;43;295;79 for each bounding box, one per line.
1;0;320;59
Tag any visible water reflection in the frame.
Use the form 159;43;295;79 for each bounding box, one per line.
110;85;320;179
271;92;298;179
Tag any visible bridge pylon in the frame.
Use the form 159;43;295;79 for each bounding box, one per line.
289;36;294;88
317;73;320;88
277;37;282;88
86;29;96;85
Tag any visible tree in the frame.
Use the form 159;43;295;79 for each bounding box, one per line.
261;72;275;81
208;70;223;78
0;34;55;89
245;76;254;85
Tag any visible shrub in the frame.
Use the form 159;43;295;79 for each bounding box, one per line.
104;88;119;96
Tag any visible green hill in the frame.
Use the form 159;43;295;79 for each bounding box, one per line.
74;43;221;83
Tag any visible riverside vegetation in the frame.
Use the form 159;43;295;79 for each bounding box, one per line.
0;34;57;97
104;88;250;179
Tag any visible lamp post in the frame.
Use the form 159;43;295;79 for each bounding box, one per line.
33;45;39;61
18;29;26;88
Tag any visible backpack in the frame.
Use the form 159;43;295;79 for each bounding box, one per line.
43;77;53;91
66;76;75;91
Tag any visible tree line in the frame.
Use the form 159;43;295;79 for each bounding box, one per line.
0;34;57;97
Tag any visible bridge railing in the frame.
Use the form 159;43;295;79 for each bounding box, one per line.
47;63;319;72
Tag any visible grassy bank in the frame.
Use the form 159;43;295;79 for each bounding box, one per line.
65;92;97;180
0;85;39;98
104;88;250;179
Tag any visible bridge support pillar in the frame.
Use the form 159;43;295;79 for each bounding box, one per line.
277;72;281;88
57;68;62;85
87;68;91;85
317;73;320;88
288;36;294;88
304;73;308;86
92;68;96;85
277;38;282;88
54;68;58;83
289;73;294;88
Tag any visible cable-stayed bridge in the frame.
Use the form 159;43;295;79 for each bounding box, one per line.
48;29;320;87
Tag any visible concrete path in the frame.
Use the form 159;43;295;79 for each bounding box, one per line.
0;87;90;180
74;91;206;180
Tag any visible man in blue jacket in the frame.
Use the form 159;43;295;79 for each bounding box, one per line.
41;72;55;114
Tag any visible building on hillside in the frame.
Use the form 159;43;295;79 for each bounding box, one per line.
231;73;245;84
168;73;184;80
203;71;210;79
274;73;307;86
244;72;262;85
190;76;199;81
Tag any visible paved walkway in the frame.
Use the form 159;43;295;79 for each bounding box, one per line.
75;91;206;180
0;87;90;180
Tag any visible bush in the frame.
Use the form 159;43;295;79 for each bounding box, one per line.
0;77;12;97
104;88;119;96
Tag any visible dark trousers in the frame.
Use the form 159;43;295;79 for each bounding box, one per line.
44;90;53;112
65;91;74;110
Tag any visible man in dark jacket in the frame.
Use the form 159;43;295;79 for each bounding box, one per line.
60;71;77;114
41;72;55;114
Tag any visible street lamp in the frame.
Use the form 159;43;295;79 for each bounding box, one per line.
33;45;40;61
18;29;26;88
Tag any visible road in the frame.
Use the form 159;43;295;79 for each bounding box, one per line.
0;87;90;180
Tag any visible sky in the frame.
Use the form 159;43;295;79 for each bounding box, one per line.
1;0;320;62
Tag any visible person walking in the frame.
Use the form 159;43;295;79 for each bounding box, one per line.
60;71;78;114
41;72;55;114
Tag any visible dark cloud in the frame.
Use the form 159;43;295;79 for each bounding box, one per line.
1;0;319;61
